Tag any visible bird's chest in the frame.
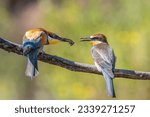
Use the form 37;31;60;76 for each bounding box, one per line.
91;44;105;54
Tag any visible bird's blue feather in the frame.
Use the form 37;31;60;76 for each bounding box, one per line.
23;39;42;79
102;70;116;97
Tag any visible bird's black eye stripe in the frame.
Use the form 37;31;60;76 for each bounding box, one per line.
92;37;98;40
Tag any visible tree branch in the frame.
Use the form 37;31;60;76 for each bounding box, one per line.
0;37;150;80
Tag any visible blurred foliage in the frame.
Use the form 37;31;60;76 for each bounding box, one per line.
0;0;150;99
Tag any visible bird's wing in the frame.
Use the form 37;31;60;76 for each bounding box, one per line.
91;44;116;78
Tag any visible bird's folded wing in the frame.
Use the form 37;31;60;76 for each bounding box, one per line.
91;45;116;78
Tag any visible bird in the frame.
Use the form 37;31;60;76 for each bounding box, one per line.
22;28;74;79
80;34;116;97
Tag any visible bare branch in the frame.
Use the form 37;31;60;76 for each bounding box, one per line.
0;37;150;80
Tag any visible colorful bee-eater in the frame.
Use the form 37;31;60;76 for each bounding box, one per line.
23;28;74;79
81;34;116;97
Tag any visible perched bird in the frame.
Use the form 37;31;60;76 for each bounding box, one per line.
81;34;116;97
23;28;74;79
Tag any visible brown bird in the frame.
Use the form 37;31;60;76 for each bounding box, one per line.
81;34;116;97
23;28;74;79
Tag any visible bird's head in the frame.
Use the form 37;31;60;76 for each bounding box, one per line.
80;34;108;45
23;28;74;46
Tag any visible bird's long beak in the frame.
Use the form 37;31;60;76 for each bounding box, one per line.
80;36;92;42
57;37;75;46
49;34;74;46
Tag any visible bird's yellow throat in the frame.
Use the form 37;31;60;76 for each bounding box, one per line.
91;41;102;46
48;39;60;45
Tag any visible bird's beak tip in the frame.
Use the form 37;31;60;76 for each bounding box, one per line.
61;37;75;46
69;41;75;46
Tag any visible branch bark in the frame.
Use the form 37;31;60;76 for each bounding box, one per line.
0;37;150;80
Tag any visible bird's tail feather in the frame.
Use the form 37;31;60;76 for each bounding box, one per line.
25;50;39;79
102;71;116;98
25;58;39;79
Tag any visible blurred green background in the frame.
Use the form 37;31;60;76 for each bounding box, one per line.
0;0;150;100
